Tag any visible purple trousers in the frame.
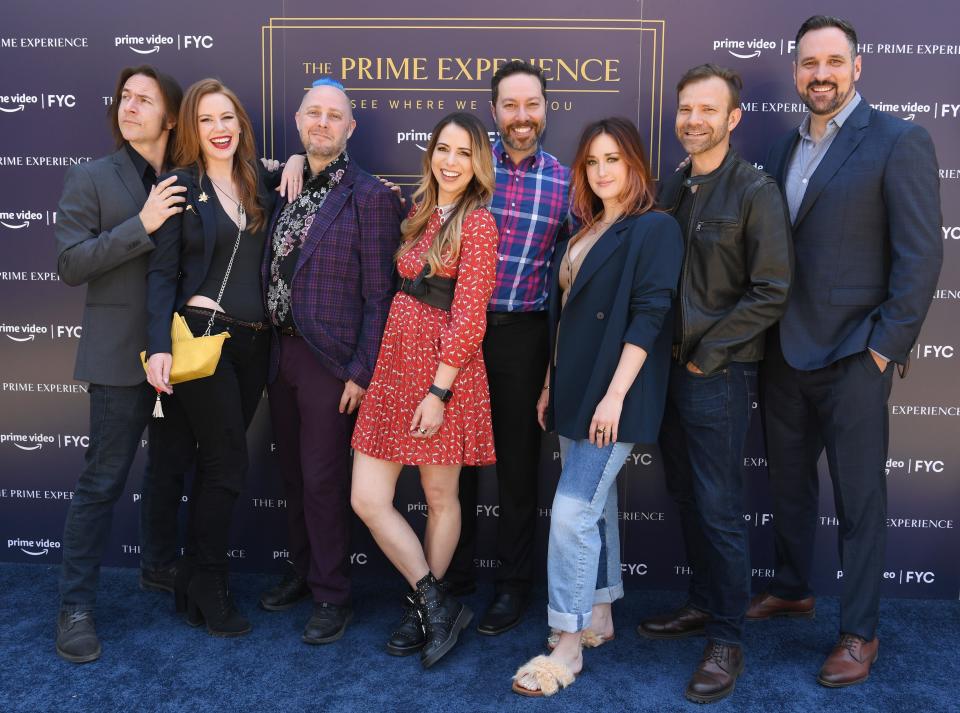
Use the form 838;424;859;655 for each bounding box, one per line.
268;335;354;605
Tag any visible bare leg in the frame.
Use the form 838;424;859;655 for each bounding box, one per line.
420;464;461;579
590;603;614;638
350;452;429;587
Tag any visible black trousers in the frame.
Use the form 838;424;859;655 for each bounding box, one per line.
448;312;549;595
172;312;269;572
762;333;893;640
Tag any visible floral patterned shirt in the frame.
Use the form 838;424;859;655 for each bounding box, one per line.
267;152;349;328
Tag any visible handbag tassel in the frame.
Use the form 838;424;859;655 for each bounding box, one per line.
152;392;165;418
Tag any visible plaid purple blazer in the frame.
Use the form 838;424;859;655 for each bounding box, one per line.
262;160;402;387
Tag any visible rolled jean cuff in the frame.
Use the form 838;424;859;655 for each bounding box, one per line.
593;581;624;605
547;605;589;634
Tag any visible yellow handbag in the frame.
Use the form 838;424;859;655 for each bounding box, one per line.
140;313;231;416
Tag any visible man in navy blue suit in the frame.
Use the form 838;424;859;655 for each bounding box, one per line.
747;16;942;687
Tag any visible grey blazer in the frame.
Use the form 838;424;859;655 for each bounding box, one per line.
55;148;157;386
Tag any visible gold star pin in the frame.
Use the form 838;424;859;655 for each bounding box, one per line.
198;191;209;203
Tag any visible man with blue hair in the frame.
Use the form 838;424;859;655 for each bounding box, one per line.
257;78;402;645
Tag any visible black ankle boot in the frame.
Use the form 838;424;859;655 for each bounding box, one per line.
186;571;251;637
386;591;426;656
414;573;472;668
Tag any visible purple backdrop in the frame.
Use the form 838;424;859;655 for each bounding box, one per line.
0;0;957;599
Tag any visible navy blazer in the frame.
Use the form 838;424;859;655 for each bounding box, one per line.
146;163;277;356
547;211;683;444
765;99;942;369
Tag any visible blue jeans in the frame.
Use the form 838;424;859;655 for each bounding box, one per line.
658;360;757;645
60;383;154;612
547;436;633;633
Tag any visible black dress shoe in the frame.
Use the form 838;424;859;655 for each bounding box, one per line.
303;602;353;645
637;604;710;639
186;571;251;637
259;564;310;612
385;592;425;656
56;611;101;663
685;640;744;704
477;591;526;636
140;563;178;594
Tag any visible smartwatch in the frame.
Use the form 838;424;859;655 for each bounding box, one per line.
428;384;454;403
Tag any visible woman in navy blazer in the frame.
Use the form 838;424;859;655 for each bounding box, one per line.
513;118;682;697
145;79;278;637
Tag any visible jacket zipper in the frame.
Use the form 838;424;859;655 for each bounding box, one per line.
677;188;700;365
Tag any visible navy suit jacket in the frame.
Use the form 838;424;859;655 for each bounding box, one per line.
547;211;683;444
765;99;942;369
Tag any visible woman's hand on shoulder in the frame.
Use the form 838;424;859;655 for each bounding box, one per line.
139;175;186;235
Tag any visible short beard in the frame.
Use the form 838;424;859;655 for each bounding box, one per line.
498;120;545;153
802;82;853;116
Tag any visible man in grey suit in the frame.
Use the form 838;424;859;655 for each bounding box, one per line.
54;66;190;662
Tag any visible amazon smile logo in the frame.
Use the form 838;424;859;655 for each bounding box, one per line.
0;432;55;450
0;209;47;229
7;538;61;557
713;38;778;59
114;34;214;54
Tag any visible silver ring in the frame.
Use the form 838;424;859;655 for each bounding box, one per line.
418;427;427;434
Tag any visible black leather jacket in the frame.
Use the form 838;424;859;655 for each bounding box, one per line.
659;148;793;375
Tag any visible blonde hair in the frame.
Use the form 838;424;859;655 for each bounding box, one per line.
397;113;494;276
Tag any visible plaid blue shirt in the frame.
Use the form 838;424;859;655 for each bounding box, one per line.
488;141;570;312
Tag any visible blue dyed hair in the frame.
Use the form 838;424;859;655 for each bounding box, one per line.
311;77;346;91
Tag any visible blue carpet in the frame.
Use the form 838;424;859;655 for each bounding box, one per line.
0;563;956;713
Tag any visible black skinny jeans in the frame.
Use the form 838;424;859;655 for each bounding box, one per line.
172;310;269;573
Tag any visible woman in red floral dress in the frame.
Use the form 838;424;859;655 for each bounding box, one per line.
351;112;498;668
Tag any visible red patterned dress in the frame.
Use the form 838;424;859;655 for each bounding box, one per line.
351;206;499;465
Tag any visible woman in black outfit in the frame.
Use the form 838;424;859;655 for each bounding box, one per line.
145;78;277;636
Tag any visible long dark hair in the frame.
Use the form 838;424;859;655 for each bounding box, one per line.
109;65;183;168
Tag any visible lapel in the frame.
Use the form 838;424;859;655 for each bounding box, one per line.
111;148;147;210
774;133;799;191
793;101;871;228
565;218;629;305
194;171;218;270
295;163;356;273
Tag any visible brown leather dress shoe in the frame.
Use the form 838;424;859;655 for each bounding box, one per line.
745;591;815;620
817;634;878;687
637;604;710;639
685;640;744;703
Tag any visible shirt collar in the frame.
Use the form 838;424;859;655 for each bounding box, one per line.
305;150;349;184
798;92;862;141
124;142;152;178
493;139;542;170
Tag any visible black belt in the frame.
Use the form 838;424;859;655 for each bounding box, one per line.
397;265;455;311
181;305;268;331
279;326;301;337
486;310;547;327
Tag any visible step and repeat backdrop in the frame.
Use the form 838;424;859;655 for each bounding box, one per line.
1;0;957;599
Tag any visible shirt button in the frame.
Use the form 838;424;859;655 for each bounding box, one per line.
511;202;515;207
596;312;605;320
802;178;808;184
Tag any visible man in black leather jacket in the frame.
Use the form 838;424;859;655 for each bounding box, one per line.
637;64;792;705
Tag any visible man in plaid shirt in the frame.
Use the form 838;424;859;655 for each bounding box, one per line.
448;61;571;636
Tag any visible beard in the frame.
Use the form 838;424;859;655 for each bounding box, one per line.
800;80;854;116
677;122;729;157
498;117;545;153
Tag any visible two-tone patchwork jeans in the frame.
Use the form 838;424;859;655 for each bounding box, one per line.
547;436;634;633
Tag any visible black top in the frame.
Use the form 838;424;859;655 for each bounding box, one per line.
124;143;157;197
671;185;695;345
196;194;268;323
